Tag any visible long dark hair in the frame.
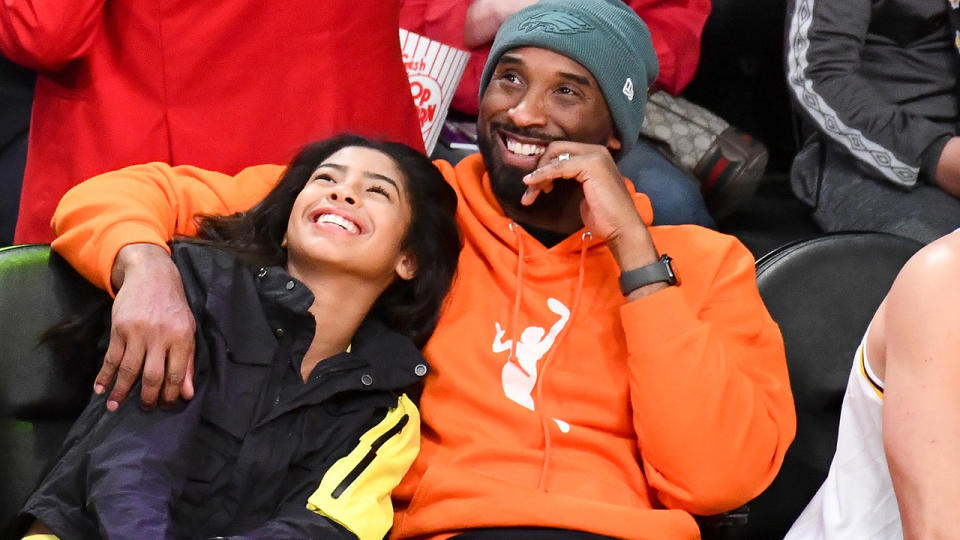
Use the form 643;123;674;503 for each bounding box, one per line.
190;134;461;347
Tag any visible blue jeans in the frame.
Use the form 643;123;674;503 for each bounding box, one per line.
618;139;716;229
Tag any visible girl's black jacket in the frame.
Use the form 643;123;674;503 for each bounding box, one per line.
21;242;428;539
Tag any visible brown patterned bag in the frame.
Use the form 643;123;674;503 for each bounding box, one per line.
641;91;769;218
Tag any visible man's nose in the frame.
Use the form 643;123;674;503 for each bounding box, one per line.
507;93;548;127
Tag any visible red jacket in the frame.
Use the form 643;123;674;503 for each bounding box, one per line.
399;0;711;115
1;0;424;243
52;153;795;539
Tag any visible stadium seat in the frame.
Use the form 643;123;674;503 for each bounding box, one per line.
0;244;107;536
703;232;923;539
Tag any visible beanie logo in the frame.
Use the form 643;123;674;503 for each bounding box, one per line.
622;78;635;101
517;11;595;35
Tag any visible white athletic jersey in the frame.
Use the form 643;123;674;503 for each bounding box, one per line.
784;331;903;540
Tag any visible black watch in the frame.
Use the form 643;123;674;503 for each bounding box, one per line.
618;254;678;295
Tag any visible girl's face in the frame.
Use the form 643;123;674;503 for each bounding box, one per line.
285;146;415;285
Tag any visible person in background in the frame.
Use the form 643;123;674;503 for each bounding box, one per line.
0;56;32;247
0;1;424;244
18;134;460;540
786;228;960;539
786;0;960;243
400;0;717;228
51;1;795;537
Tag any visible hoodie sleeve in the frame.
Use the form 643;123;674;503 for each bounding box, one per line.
0;0;106;70
50;162;284;294
620;235;795;515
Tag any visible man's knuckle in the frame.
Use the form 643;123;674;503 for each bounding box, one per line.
142;371;164;387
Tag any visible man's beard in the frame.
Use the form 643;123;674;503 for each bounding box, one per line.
478;125;584;235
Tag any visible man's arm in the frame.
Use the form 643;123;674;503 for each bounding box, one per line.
231;395;421;540
523;143;795;514
621;237;794;515
51;161;282;407
882;231;960;538
785;0;953;189
0;0;105;70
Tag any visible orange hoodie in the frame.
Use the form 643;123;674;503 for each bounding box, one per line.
52;153;795;539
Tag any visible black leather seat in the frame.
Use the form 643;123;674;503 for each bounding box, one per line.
0;244;108;536
707;232;923;539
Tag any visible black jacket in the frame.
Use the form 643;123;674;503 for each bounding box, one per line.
21;242;428;539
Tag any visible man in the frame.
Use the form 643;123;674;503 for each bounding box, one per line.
400;0;717;228
52;1;795;537
786;229;960;539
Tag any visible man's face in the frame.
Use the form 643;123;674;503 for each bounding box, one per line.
477;46;620;231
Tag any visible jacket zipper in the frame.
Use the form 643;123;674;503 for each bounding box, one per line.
330;414;410;499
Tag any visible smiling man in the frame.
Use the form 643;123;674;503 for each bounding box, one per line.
50;1;795;538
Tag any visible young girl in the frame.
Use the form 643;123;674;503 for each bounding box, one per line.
18;134;460;540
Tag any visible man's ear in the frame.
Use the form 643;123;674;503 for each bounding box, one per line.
395;252;417;281
606;133;622;153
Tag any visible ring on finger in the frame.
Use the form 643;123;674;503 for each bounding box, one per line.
557;152;571;162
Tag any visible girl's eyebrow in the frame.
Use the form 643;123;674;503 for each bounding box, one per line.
364;172;400;191
318;163;400;191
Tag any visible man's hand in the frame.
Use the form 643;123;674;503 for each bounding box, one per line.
96;243;196;411
523;143;669;300
464;0;539;47
935;136;960;198
522;143;659;267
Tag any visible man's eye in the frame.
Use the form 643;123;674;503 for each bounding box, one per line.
497;71;521;84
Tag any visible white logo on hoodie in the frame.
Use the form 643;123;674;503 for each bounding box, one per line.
492;298;571;432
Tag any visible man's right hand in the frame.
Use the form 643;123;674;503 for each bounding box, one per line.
96;243;196;411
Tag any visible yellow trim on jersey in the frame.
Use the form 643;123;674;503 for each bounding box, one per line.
22;535;60;540
306;393;420;540
858;346;884;399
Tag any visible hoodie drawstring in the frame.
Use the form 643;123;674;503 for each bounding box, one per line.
506;222;531;377
535;231;591;490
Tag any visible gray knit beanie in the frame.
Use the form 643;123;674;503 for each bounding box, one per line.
478;0;659;159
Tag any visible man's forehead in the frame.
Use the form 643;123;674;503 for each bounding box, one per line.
497;47;596;86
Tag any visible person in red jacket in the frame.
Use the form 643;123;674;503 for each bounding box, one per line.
0;0;424;244
51;1;795;537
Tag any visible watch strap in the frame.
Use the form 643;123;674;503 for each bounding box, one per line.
618;254;677;295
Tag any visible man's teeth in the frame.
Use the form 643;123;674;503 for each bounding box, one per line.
316;213;359;233
506;139;545;157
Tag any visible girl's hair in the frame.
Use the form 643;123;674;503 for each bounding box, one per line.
192;133;461;347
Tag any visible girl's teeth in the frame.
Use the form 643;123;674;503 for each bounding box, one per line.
317;213;359;233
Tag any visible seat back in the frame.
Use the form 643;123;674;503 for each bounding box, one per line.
721;232;922;538
0;245;108;535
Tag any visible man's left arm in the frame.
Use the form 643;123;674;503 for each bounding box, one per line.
524;144;795;516
621;237;795;515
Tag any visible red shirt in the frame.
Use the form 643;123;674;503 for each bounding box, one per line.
2;0;424;243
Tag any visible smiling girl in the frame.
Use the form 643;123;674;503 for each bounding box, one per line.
18;134;460;540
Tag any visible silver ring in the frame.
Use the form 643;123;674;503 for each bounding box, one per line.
557;152;571;162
